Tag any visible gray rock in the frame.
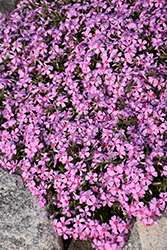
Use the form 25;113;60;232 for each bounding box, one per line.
122;220;142;250
137;210;167;250
0;167;64;250
68;238;93;250
0;0;18;14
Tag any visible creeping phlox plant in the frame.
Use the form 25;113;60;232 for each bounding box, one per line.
0;0;167;249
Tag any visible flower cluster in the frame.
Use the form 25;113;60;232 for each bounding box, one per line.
0;0;167;249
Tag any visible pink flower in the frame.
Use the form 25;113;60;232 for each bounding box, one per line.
79;147;90;159
56;96;68;108
88;195;101;211
116;144;126;159
38;197;46;207
61;155;73;165
97;223;111;238
6;144;17;159
137;39;147;51
149;198;162;216
126;22;137;30
85;172;98;184
151;35;163;49
39;42;48;56
12;40;22;52
109;216;126;234
9;51;21;65
142;217;154;227
73;215;85;227
101;193;115;207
